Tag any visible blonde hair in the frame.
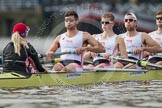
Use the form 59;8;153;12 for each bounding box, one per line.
101;12;115;21
11;32;29;56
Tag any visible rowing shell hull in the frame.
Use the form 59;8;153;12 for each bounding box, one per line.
0;69;162;89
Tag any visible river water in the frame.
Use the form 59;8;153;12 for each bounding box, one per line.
0;81;162;108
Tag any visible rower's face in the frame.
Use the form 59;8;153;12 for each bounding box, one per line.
65;16;78;30
101;17;114;31
124;15;137;31
156;14;162;27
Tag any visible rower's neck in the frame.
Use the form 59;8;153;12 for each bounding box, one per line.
102;31;115;38
157;27;162;34
66;29;79;37
126;31;138;37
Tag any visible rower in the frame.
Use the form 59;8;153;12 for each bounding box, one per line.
84;12;128;68
148;10;162;65
46;10;105;72
3;23;47;75
120;12;160;69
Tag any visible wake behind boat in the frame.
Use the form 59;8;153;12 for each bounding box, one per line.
0;67;162;89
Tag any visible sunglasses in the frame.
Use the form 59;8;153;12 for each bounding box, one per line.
65;18;76;22
21;27;30;37
101;21;112;25
124;19;135;22
156;17;162;20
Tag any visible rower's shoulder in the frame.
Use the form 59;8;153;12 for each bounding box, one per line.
118;32;126;38
148;31;156;36
116;34;124;43
82;31;91;36
141;32;150;37
53;34;62;41
82;31;93;39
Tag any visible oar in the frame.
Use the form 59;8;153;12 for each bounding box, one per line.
111;56;162;68
38;50;77;58
39;51;77;65
40;58;60;64
84;67;148;72
84;59;93;65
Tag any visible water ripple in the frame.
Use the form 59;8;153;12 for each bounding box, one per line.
0;81;162;108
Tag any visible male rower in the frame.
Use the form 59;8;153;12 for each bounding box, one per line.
120;12;160;69
148;10;162;65
84;12;128;68
47;10;105;72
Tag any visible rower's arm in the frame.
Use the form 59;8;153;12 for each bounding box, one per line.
83;34;97;60
83;32;105;53
142;32;160;53
117;36;128;58
46;35;60;55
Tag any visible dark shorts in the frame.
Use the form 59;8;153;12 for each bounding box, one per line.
93;59;110;66
60;60;81;66
128;56;139;60
148;56;162;63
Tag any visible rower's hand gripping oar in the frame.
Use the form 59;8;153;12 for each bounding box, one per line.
38;50;77;64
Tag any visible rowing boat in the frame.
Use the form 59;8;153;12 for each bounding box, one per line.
0;68;162;89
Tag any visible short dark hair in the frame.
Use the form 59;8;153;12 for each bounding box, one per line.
156;10;162;16
64;11;79;20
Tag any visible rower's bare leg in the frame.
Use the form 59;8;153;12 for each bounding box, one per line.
61;64;76;72
113;62;124;68
52;63;64;71
96;64;104;68
123;63;136;69
156;61;162;65
86;64;94;68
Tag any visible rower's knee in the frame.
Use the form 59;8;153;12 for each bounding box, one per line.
52;63;64;71
62;65;76;72
61;67;76;72
86;64;94;68
156;61;162;65
113;62;124;68
96;64;104;68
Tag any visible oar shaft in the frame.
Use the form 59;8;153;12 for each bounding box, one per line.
38;51;77;58
54;51;77;56
111;56;162;68
40;58;60;64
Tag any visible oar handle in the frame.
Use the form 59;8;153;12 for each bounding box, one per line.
40;58;60;64
54;51;77;56
38;50;77;58
97;52;133;57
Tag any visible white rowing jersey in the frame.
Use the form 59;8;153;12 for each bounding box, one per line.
149;31;162;56
121;32;143;59
93;34;118;61
60;31;83;62
149;31;162;47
